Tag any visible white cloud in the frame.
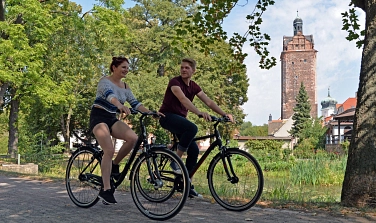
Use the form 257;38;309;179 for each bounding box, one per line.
222;0;364;125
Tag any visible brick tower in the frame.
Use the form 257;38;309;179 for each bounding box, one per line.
281;14;318;119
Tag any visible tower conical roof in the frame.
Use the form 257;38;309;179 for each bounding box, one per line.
293;11;303;35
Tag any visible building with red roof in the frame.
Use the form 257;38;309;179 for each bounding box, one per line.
322;92;357;145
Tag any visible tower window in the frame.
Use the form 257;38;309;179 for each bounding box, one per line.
292;62;294;64
304;59;307;62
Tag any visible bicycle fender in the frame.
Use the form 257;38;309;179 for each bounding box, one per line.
206;148;240;179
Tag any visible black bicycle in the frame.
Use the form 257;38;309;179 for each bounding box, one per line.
153;115;264;211
65;109;190;220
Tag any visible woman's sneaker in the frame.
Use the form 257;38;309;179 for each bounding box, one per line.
189;185;203;199
99;189;117;204
170;161;182;174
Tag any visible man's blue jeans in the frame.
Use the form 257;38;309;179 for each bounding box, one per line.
159;113;199;174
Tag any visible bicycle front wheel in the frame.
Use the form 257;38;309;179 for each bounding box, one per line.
65;147;102;208
208;148;264;211
130;148;189;221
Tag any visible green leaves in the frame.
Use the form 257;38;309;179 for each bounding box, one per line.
341;6;364;48
179;0;276;70
1;0;249;151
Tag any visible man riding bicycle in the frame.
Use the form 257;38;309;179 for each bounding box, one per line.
158;58;234;198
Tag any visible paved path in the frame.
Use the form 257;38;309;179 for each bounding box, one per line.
0;173;374;223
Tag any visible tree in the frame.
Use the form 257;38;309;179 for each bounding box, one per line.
340;0;376;207
298;117;327;150
289;82;311;139
181;0;276;70
0;0;62;157
123;0;248;136
240;121;268;136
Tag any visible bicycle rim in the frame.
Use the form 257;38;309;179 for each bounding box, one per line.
65;148;101;208
130;148;189;220
208;148;264;211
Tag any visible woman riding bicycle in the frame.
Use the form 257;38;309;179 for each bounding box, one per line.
90;56;164;204
158;58;234;198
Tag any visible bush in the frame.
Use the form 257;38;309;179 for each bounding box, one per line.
245;140;291;171
293;138;318;159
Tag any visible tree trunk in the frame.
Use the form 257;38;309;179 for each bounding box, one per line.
0;0;5;21
60;107;72;153
0;82;10;107
341;0;376;208
8;88;19;158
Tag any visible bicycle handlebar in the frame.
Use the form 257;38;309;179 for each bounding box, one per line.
130;108;161;118
117;108;161;118
198;114;232;123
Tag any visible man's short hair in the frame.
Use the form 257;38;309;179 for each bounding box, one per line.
181;58;196;70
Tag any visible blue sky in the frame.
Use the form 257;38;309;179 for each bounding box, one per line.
73;0;364;125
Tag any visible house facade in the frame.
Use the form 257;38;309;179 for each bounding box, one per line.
321;93;357;145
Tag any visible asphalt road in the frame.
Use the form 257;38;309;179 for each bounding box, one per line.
0;173;374;223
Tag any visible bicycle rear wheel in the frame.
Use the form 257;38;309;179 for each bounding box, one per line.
130;148;189;220
208;148;263;211
65;147;102;208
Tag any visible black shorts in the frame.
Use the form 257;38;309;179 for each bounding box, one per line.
89;107;119;133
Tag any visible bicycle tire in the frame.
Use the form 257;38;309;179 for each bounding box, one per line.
130;148;189;220
207;148;264;211
65;147;102;208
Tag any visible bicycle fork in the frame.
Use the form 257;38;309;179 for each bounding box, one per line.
220;148;239;184
145;151;164;189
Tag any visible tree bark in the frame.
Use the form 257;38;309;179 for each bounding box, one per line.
60;105;75;153
0;82;10;107
341;0;376;208
8;88;19;158
0;0;4;21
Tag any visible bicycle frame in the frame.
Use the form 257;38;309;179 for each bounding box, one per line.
113;110;161;187
172;117;230;179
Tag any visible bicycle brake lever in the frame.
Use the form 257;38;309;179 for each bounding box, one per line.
151;111;161;118
211;116;218;121
130;108;138;115
223;116;231;122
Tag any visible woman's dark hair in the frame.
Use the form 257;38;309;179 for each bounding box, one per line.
110;56;129;72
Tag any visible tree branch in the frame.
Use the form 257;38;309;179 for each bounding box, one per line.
352;0;366;11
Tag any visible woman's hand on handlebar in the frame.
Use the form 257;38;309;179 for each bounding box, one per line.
117;105;131;118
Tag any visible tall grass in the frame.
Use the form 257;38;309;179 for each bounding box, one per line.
290;155;346;186
0;132;8;155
